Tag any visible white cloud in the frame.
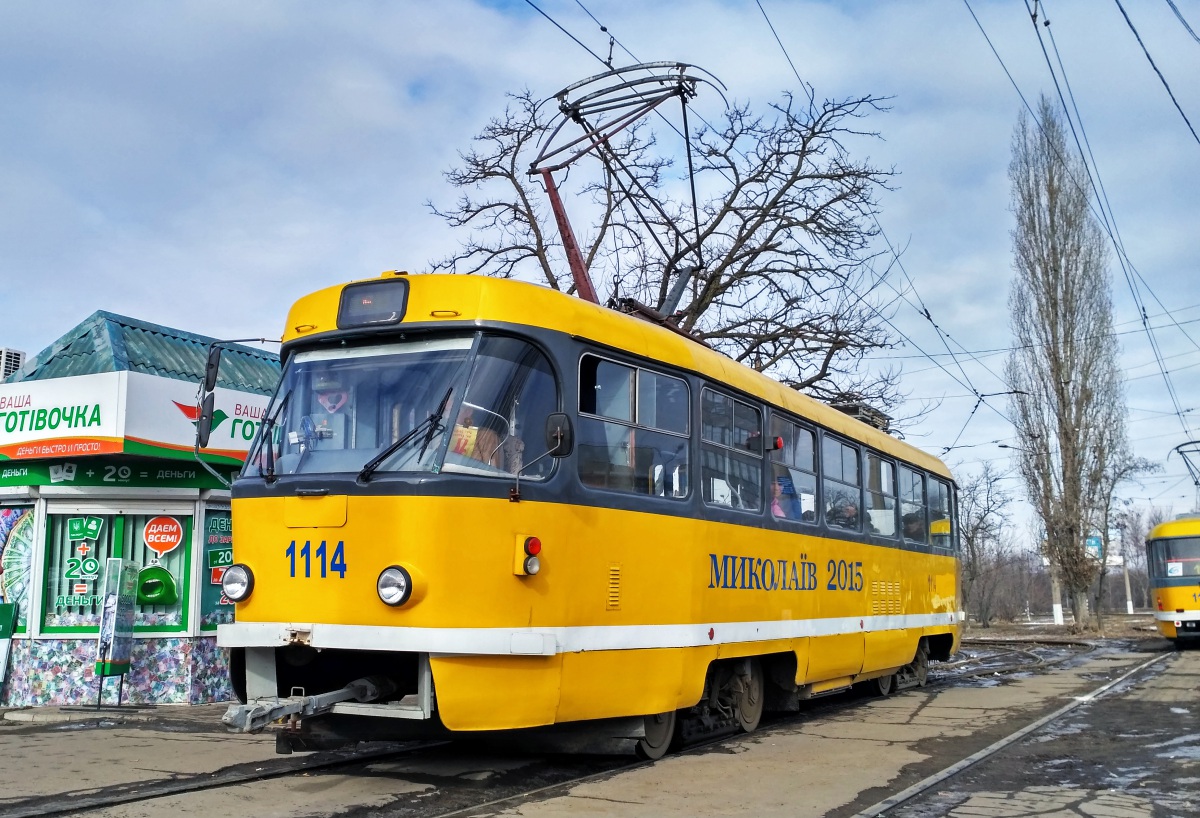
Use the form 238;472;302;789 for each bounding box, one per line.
1;0;1197;517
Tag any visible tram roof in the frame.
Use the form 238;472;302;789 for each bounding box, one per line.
283;272;950;479
1148;514;1200;541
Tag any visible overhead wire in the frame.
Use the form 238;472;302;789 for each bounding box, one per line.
1029;0;1195;440
750;0;1020;444
537;0;1016;427
1164;0;1200;45
965;0;1198;448
1112;0;1200;147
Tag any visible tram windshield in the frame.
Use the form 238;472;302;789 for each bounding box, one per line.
1148;536;1200;579
242;333;558;480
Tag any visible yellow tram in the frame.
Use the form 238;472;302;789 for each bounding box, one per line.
216;272;962;757
1147;515;1200;646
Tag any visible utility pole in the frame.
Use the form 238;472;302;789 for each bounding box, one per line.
1050;562;1065;626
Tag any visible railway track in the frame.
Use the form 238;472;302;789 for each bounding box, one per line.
2;640;1114;818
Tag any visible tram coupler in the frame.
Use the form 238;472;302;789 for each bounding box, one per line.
222;676;396;734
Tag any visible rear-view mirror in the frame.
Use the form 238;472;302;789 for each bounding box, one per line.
544;413;573;457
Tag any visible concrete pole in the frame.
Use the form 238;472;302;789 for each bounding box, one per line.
1050;564;1065;626
1122;546;1135;615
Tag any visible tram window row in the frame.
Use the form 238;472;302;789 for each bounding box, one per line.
576;352;955;551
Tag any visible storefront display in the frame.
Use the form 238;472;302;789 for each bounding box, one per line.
0;310;278;707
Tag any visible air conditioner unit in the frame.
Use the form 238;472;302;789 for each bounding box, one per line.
1;348;26;380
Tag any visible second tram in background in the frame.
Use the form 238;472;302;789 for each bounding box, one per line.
211;271;963;758
1147;515;1200;646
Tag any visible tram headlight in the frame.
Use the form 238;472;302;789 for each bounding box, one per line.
377;565;413;606
221;564;254;602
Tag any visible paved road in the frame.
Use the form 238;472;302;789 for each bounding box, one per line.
0;640;1192;818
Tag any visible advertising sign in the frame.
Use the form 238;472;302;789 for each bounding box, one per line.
0;508;34;630
0;458;236;489
68;516;105;542
200;510;234;630
0;602;17;688
95;559;138;677
125;371;270;464
0;371;271;465
0;372;123;461
143;516;184;558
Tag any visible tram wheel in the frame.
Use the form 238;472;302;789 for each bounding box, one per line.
635;710;678;760
734;658;764;733
913;642;930;687
873;673;895;697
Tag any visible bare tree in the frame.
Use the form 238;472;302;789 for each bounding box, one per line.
1092;456;1158;629
1114;503;1174;609
428;91;667;288
430;87;904;410
957;462;1014;627
1005;96;1128;631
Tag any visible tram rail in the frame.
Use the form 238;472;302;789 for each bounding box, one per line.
2;639;1101;818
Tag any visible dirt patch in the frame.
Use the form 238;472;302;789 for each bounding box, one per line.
964;612;1163;643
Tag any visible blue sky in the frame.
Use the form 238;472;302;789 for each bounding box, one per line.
2;0;1198;525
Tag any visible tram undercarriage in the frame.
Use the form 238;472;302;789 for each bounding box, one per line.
223;640;940;758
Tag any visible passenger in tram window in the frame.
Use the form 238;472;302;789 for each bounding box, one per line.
770;469;802;520
903;512;925;540
828;499;860;529
770;479;786;517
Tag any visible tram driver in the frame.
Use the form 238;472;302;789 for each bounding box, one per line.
309;373;351;448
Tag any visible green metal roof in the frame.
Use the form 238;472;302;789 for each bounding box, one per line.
3;311;279;395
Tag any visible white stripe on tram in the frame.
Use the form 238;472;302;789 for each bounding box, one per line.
220;611;962;657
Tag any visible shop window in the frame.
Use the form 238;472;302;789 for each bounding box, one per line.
0;506;35;633
42;513;191;634
127;514;190;630
200;510;234;631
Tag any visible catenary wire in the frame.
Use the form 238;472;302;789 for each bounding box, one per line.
534;0;1014;432
1164;0;1200;45
1031;0;1195;439
1113;0;1200;147
967;0;1197;447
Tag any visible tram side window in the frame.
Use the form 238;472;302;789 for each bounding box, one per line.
929;478;954;550
899;466;928;544
822;435;862;531
1148;537;1200;578
577;356;690;499
865;453;898;537
769;415;817;522
701;389;762;511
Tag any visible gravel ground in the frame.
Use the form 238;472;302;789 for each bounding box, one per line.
963;612;1165;643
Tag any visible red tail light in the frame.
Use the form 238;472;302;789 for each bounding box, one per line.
524;537;542;556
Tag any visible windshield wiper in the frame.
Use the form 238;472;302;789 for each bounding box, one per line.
358;387;453;483
260;391;291;482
